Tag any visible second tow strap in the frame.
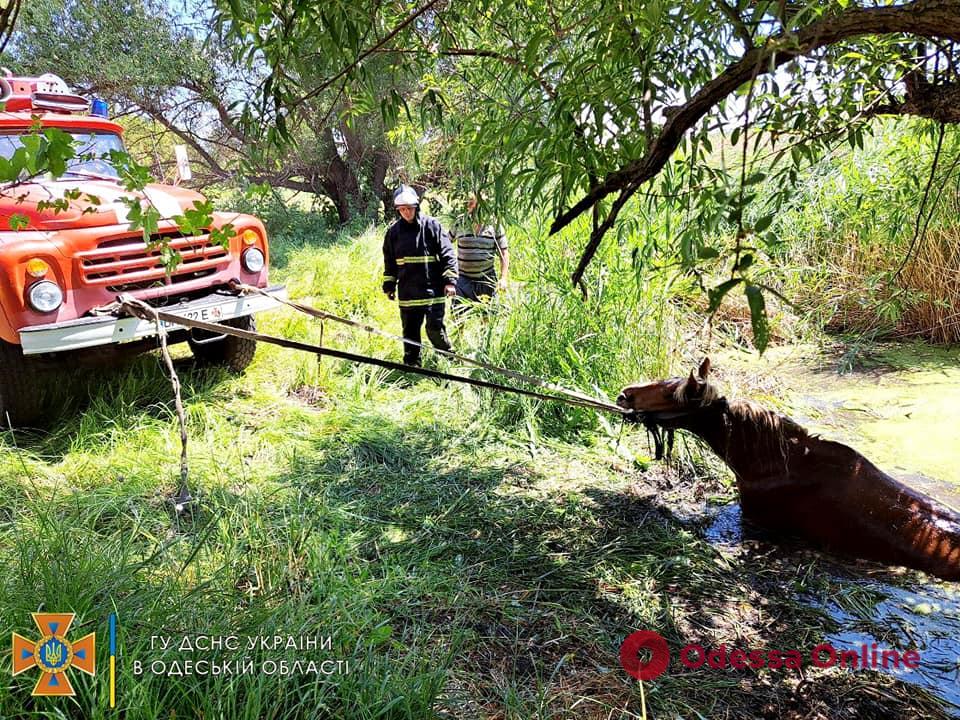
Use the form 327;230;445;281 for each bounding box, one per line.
228;281;621;414
116;295;628;415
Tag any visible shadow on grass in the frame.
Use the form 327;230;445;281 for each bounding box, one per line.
1;400;953;719
7;353;251;459
266;417;952;719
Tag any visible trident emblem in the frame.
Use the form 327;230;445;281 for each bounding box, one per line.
12;613;95;696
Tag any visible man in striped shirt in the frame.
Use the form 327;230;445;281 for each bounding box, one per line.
453;195;509;310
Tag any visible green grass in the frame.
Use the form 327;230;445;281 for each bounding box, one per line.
0;222;951;719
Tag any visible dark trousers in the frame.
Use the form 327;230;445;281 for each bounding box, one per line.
400;302;452;366
453;276;496;316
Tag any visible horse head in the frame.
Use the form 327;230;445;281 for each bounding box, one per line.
616;358;717;422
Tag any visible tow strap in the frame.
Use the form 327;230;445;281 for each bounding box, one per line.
116;293;625;414
111;290;630;511
227;281;623;413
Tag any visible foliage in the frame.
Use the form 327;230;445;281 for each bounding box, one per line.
115;115;183;180
0;123;228;271
8;0;205;93
215;187;340;260
218;0;960;350
4;0;404;223
771;119;960;343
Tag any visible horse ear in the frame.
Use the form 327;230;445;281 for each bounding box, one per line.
681;370;702;398
697;357;711;380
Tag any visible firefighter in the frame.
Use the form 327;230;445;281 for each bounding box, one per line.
381;185;458;367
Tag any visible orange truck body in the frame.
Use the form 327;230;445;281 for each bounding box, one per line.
0;74;282;358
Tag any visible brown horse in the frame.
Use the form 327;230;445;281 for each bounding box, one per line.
616;358;960;580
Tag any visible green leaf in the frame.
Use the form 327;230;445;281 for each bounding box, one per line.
368;624;392;646
753;213;774;233
707;278;742;313
123;197;161;246
42;127;76;178
0;157;13;182
173;199;215;235
210;224;235;250
744;284;770;354
8;213;30;231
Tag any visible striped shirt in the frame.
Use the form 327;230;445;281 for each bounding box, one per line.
454;224;507;281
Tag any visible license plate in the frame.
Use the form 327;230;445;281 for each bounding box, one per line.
162;305;225;328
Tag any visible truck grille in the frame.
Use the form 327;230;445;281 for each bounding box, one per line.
78;230;230;292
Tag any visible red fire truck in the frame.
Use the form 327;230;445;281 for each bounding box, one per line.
0;72;284;426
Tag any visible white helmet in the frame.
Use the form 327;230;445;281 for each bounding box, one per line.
393;185;419;206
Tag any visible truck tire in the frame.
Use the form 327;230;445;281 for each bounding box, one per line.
0;340;46;428
188;314;258;372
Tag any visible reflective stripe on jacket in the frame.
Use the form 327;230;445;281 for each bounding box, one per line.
382;212;458;302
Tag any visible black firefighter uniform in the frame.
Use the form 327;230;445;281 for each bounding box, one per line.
382;211;458;366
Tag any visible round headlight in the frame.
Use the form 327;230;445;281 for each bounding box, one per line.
242;247;265;273
28;280;63;313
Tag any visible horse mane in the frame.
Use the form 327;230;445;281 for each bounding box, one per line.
670;377;811;443
726;399;811;441
666;381;813;475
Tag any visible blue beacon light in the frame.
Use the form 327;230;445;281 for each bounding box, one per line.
91;98;109;118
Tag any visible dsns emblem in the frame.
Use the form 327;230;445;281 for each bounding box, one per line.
12;613;95;696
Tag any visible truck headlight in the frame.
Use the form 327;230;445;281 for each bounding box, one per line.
242;248;265;273
28;280;64;313
26;258;50;278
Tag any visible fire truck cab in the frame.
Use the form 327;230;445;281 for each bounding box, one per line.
0;72;284;426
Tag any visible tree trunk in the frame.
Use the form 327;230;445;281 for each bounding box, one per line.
320;128;362;224
370;147;393;219
320;176;357;224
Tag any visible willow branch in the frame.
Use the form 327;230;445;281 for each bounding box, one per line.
551;0;960;245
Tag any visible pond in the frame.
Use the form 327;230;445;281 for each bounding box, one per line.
707;341;960;714
706;502;960;715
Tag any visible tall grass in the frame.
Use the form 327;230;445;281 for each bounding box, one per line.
457;213;678;437
772;120;960;343
241;211;686;440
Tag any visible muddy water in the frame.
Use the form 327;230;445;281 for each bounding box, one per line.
717;342;960;497
706;344;960;713
705;504;960;713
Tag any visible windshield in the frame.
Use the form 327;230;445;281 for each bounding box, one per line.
0;131;125;180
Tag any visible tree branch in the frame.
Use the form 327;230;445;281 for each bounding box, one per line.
550;0;960;263
181;78;247;144
292;0;442;109
141;102;233;179
570;188;633;287
714;0;755;49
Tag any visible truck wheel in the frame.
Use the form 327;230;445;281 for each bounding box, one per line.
0;340;46;428
188;315;258;372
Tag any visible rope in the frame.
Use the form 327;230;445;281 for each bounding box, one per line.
113;295;628;415
118;296;193;512
228;281;623;414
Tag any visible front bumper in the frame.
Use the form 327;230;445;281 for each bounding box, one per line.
18;285;287;355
